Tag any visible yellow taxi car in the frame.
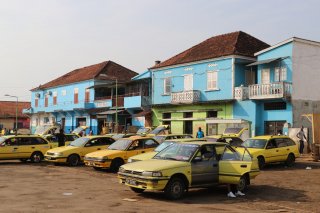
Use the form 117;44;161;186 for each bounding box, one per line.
118;141;259;200
44;133;79;148
242;135;300;169
146;125;170;137
0;135;51;162
206;127;248;146
127;138;206;163
44;136;115;166
84;136;159;172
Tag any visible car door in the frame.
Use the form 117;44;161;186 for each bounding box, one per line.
30;137;51;156
219;145;253;185
0;138;18;159
142;139;159;153
191;144;219;185
274;138;289;161
17;137;34;159
82;138;105;157
263;139;279;163
125;139;147;160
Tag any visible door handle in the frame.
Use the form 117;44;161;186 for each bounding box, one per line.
287;149;290;151
97;148;101;150
13;147;18;150
276;150;279;152
31;147;35;149
241;165;247;168
141;151;145;153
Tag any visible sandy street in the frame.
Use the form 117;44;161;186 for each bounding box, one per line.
0;155;319;213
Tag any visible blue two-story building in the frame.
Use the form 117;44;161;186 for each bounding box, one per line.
234;37;320;136
150;31;269;137
24;60;152;134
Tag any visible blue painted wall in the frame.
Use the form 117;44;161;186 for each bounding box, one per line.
152;58;234;105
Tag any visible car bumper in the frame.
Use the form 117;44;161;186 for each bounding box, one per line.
118;172;169;191
44;156;67;163
84;160;112;168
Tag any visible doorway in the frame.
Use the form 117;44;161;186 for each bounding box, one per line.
184;121;193;135
265;121;286;135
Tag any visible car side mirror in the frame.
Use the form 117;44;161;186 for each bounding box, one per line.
193;156;202;162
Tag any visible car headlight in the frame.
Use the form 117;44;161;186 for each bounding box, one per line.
142;171;162;177
118;167;125;173
54;152;63;157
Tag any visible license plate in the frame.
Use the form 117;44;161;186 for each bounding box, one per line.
126;179;137;186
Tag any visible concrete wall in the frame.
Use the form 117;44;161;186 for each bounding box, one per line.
292;41;320;100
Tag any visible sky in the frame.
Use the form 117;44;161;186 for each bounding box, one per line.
0;0;319;101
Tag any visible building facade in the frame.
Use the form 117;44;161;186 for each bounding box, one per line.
0;101;30;131
150;31;269;138
23;61;151;135
235;37;320;137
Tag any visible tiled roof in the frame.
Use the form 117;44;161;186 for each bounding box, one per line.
151;31;270;69
0;101;31;118
32;61;138;91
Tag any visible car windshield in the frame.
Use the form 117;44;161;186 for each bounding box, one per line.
72;126;86;134
154;141;175;152
112;134;125;140
108;139;132;150
154;143;199;162
34;126;48;134
69;137;90;147
150;126;166;135
0;137;6;144
136;128;149;134
153;135;166;142
243;139;267;149
223;128;243;135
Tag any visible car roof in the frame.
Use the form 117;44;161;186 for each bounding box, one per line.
179;141;228;146
126;136;154;140
250;135;291;139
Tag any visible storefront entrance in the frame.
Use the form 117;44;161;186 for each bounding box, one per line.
264;121;286;135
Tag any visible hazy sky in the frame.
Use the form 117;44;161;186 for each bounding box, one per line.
1;0;319;101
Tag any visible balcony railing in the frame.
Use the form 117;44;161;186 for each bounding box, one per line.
249;82;292;100
171;90;201;104
234;86;249;100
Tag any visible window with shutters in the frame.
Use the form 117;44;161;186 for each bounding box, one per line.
85;89;90;103
274;67;287;82
207;71;218;90
35;98;39;107
74;88;79;104
45;95;48;107
163;78;171;95
53;91;57;105
184;74;193;91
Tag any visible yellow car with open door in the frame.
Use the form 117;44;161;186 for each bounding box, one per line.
118;141;259;200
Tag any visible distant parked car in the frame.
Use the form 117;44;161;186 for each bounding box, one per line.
153;134;193;143
242;135;299;169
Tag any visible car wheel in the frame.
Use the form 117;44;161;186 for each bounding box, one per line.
110;158;124;172
164;177;186;200
20;158;28;163
130;187;145;193
67;154;80;167
237;175;248;192
30;152;43;163
285;154;295;167
257;156;265;169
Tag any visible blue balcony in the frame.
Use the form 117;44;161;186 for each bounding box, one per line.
124;96;151;108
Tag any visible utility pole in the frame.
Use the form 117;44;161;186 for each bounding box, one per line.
115;78;118;133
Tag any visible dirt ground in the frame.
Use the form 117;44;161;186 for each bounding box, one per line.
0;155;319;213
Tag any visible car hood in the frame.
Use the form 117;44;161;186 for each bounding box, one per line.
47;146;80;153
130;152;157;161
121;159;189;172
85;149;124;158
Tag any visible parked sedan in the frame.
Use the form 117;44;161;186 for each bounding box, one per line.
118;141;259;200
242;135;299;169
44;136;115;166
84;136;159;172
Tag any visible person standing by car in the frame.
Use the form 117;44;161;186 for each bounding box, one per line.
56;129;65;147
196;127;204;138
227;184;245;198
296;126;307;155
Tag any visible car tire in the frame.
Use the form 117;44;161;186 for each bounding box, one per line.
237;175;248;192
164;177;186;200
130;187;145;193
30;152;43;163
110;158;124;172
67;154;80;167
285;154;295;167
257;156;265;169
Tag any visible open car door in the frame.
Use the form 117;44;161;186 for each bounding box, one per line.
218;145;257;187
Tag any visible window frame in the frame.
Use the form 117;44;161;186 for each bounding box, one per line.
163;77;172;95
207;71;218;90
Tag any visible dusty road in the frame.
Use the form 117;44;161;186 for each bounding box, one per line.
0;155;319;213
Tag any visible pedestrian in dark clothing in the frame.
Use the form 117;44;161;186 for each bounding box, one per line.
296;126;307;155
196;127;204;138
56;129;65;147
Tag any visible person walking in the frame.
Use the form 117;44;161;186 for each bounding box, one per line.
196;127;204;138
56;129;65;147
296;126;307;155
